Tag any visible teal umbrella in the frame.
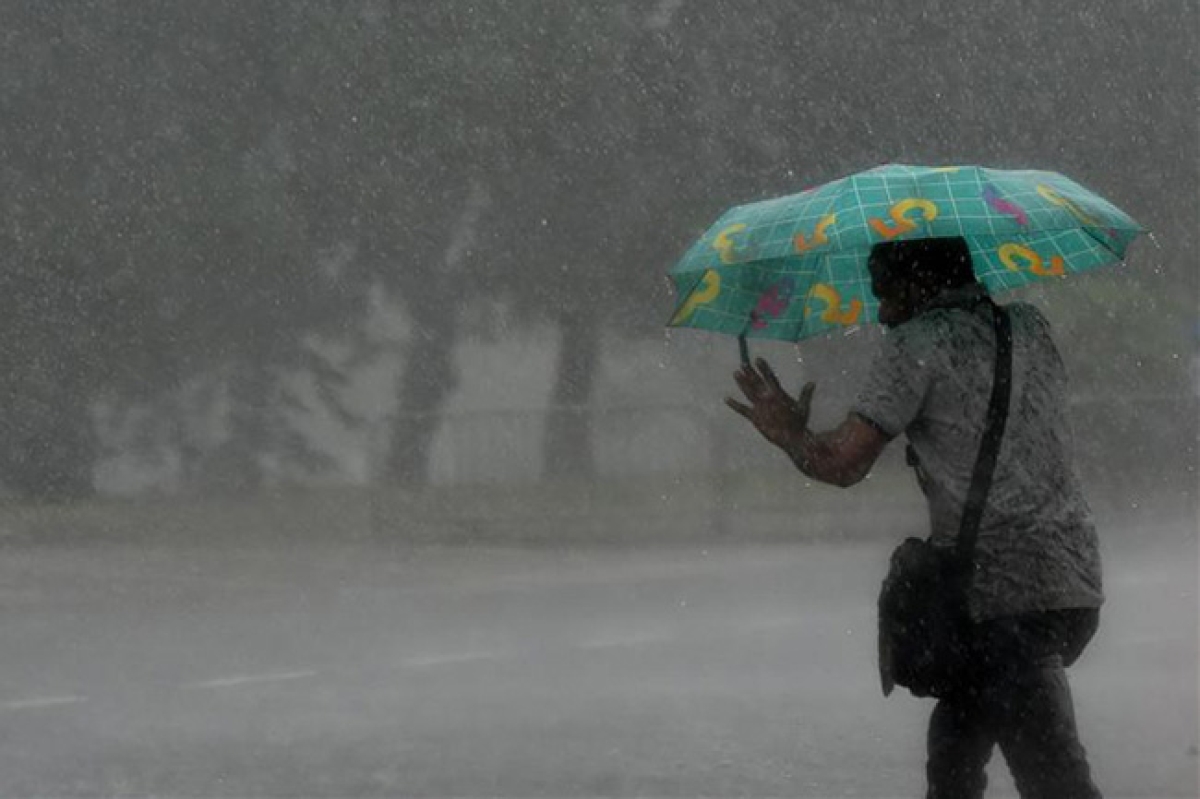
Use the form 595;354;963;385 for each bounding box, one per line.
667;164;1145;344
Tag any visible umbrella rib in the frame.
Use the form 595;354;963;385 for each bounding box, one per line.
665;270;712;328
1075;223;1136;258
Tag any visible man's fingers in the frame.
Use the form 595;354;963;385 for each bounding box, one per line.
797;381;817;418
738;363;764;389
725;397;754;420
732;369;756;399
755;357;786;396
733;366;766;400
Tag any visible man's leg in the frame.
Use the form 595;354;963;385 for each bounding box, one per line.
926;693;994;799
985;612;1103;799
991;658;1102;799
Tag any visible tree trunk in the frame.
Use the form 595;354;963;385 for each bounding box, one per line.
384;181;487;485
543;314;600;479
198;361;272;494
385;307;460;484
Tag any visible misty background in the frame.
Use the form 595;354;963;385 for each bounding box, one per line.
0;3;1197;797
0;0;1194;506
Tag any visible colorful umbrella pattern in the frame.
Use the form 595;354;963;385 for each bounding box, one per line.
667;164;1145;342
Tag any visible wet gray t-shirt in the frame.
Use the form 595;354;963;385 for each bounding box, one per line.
853;285;1103;621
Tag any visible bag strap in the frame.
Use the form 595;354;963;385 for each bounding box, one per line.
954;300;1013;569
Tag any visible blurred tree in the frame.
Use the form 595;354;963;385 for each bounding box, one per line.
104;1;366;493
279;3;516;484
0;2;367;497
0;6;161;498
469;1;715;478
0;0;1192;500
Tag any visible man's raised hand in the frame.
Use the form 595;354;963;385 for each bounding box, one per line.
725;357;815;452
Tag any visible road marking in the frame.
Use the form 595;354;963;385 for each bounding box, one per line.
401;651;505;668
2;695;87;710
745;614;810;631
578;631;670;650
745;619;799;633
188;670;318;689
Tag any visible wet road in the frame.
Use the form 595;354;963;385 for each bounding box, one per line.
0;521;1195;797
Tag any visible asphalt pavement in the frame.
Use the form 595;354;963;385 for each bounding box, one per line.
0;520;1195;797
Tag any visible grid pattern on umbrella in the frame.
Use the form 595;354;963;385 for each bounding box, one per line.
667;165;1145;342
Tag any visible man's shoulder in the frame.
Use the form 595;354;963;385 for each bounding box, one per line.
1003;301;1057;341
872;319;934;362
879;298;1053;361
888;304;980;351
913;299;1051;335
1004;299;1049;321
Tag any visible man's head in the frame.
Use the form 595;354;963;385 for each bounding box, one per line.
867;236;977;327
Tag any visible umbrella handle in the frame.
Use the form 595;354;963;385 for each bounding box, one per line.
738;335;750;367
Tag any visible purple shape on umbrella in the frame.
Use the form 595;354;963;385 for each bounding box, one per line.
982;184;1028;227
750;277;795;329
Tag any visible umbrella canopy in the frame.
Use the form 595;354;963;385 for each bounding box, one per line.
666;164;1145;342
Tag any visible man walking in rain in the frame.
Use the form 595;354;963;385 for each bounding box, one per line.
727;237;1105;798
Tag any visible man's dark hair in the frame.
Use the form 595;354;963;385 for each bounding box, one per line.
868;236;977;293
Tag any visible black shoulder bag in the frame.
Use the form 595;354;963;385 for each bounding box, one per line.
877;300;1012;698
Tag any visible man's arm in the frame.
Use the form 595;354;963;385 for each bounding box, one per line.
777;413;892;487
726;358;892;488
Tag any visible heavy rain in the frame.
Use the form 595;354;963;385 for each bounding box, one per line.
0;2;1195;797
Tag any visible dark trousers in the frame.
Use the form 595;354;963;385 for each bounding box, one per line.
926;609;1102;799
